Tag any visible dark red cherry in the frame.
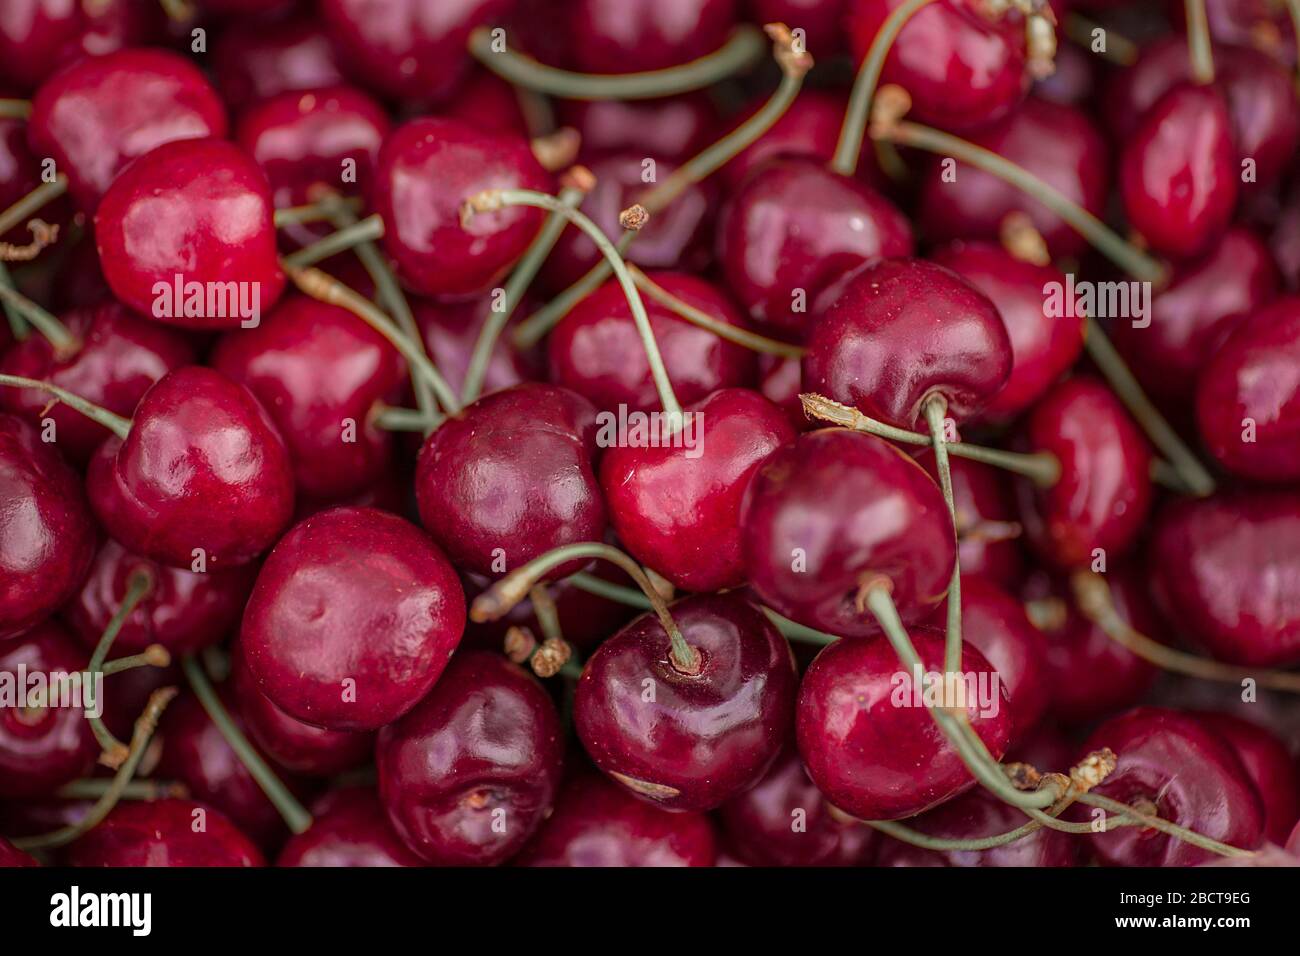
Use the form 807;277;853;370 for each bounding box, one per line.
1120;83;1238;260
1196;297;1300;482
242;506;465;731
277;789;424;867
797;632;1012;820
846;0;1029;131
0;837;36;867
750;0;847;56
1014;377;1152;570
718;747;876;866
211;295;407;501
66;539;255;657
803;257;1013;429
558;0;739;74
514;771;717;867
1032;34;1095;106
322;0;514;102
716;156;913;338
0;623;98;798
415;383;606;580
1112;227;1278;406
919;98;1108;259
549;273;757;415
87;366;296;570
0;301;195;464
94;139;286;329
556;92;718;162
574;593;797;811
915;452;1024;590
0;104;72;245
66;799;265;867
372;118;551;298
28;48;228;210
930;241;1084;423
1150;492;1300;668
742;428;955;638
414;296;541;399
377;650;563;866
757;355;810;433
0;0;159;94
441;69;530;137
721;90;876;190
1195;711;1300;845
0;414;95;639
1077;708;1264;866
601;388;794;592
211;16;347;112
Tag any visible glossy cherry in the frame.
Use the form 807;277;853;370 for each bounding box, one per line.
371;117;551;297
0;103;71;245
377;650;563;866
554;0;740;73
442;69;531;137
797;632;1012;820
750;0;847;56
211;16;347;112
277;788;424;867
915;452;1024;590
0;0;159;93
87;366;296;569
66;799;265;867
0;414;95;639
241;506;465;731
514;770;717;866
415;295;541;398
557;92;718;162
1195;711;1300;845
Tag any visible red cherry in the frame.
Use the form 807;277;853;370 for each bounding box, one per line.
1150;492;1300;668
441;69;531;137
742;429;955;638
0;103;72;245
558;0;740;74
29;48;228;210
1033;35;1096;107
1289;820;1300;857
0;0;159;93
549;273;757;414
797;632;1012;820
601;388;794;592
0;414;95;639
916;452;1024;590
756;355;810;433
377;650;564;865
802;257;1013;429
1195;711;1300;845
65;799;265;867
414;296;541;399
716;156;913;337
556;92;718;162
514;770;717;866
371;118;551;297
87;366;296;569
211;16;347;112
241;506;466;731
277;789;424;867
749;0;847;56
0;837;36;867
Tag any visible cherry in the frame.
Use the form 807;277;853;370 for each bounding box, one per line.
601;388;794;592
1289;820;1300;857
1196;296;1300;482
86;366;296;569
277;789;424;867
1195;711;1300;845
1149;492;1300;668
556;92;718;162
211;16;347;112
1014;377;1153;570
0;413;95;639
743;428;955;637
441;69;531;137
1077;708;1264;866
0;301;195;464
0;836;36;867
1032;35;1095;107
241;506;464;731
549;273;757;414
415;296;541;399
717;747;876;866
0;623;98;798
929;241;1085;423
211;295;407;501
371;117;551;297
750;0;847;57
1111;226;1277;406
802;257;1012;430
716;156;913;338
28;48;228;210
1188;0;1297;66
0;102;71;245
757;355;810;433
918;97;1109;259
414;383;606;580
556;0;740;74
514;770;717;866
377;650;563;865
94;138;287;328
915;452;1023;590
65;798;265;867
797;631;1012;820
0;0;159;94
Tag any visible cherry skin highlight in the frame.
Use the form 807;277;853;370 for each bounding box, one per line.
0;0;160;94
1194;711;1300;845
558;0;740;74
211;16;347;112
66;799;265;867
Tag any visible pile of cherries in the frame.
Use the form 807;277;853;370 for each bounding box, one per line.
2;0;1300;870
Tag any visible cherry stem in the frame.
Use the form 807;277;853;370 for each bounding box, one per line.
833;0;939;176
1285;2;1300;91
567;571;652;609
0;282;80;358
1074;791;1254;859
158;0;195;21
180;656;313;835
0;373;131;439
102;644;172;676
56;778;187;801
86;568;155;768
465;189;684;422
801;393;1061;486
0;260;29;339
1070;570;1300;693
1184;0;1216;84
280;214;385;270
760;607;839;647
10;687;178;851
0;175;68;240
373;404;441;432
467;24;765;100
461;180;589;405
283;263;462;416
1063;13;1137;66
273;196;363;227
529;584;563;645
472;542;701;676
923;396;963;676
0;98;31;120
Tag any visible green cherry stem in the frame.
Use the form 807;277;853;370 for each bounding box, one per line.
273;196;363;227
373;404;442;432
56;777;187;801
1184;0;1216;85
0;372;131;438
566;571;654;609
760;607;840;647
0;260;29;339
102;644;172;676
1074;792;1254;859
923;396;963;676
0;281;80;358
1063;13;1137;66
0;98;31;120
0;174;68;239
86;568;155;768
279;214;386;270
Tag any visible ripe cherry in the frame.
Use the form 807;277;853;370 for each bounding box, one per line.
211;16;347;112
0;837;36;867
1195;711;1300;845
0;102;71;245
556;92;718;162
277;789;424;867
557;0;740;74
442;69;531;137
241;506;466;731
66;799;265;867
750;0;847;57
0;0;159;93
377;650;564;866
915;452;1024;590
415;296;541;398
